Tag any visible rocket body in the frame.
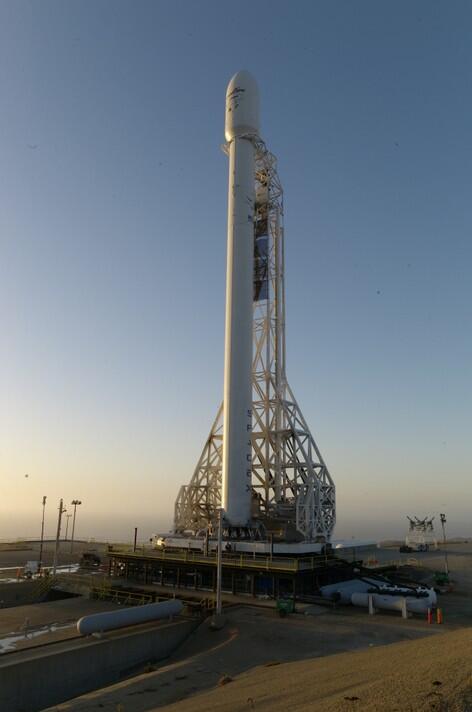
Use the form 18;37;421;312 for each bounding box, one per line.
221;71;259;526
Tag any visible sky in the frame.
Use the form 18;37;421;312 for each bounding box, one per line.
0;0;471;543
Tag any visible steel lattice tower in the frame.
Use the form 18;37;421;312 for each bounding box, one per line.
174;138;335;544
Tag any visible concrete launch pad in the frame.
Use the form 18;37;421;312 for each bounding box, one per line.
107;544;356;601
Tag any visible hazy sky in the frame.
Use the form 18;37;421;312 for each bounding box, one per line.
1;1;471;543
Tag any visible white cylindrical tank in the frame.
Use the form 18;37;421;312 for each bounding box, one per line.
351;589;436;614
77;599;183;635
320;577;382;604
221;71;259;526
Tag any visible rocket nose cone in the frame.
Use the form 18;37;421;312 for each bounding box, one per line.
225;70;260;141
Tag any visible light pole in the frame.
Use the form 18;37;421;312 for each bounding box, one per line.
440;513;449;576
70;500;82;555
216;508;223;616
440;513;447;544
64;513;72;541
52;499;66;575
38;496;47;574
210;508;226;629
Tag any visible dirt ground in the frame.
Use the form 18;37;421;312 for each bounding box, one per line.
374;541;472;593
0;540;109;572
154;626;472;712
49;604;453;711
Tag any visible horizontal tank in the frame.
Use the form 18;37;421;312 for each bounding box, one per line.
77;599;183;635
320;577;383;604
320;578;437;610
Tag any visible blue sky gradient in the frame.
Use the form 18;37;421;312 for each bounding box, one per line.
1;1;471;541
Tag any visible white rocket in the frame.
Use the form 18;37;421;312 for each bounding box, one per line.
221;71;260;526
174;72;336;543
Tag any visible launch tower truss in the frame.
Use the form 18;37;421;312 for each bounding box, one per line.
174;139;335;543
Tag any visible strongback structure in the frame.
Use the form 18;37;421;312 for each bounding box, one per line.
174;72;335;548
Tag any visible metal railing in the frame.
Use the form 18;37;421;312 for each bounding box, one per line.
108;545;338;573
364;557;423;569
90;586;153;606
55;572;110;588
90;585;215;613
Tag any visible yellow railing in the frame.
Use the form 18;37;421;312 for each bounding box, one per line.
107;545;335;573
90;586;153;605
90;585;215;612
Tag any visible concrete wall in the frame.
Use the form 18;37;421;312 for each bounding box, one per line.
0;618;198;712
0;582;38;608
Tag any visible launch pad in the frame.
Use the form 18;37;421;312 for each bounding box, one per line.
107;544;355;602
170;71;335;557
